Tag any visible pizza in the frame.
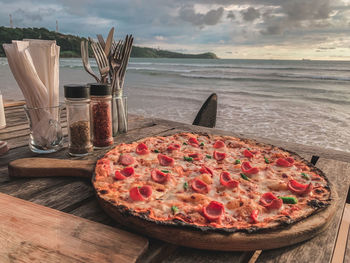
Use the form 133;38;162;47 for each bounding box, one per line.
93;132;332;233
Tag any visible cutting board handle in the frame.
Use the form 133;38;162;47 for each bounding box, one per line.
8;158;95;179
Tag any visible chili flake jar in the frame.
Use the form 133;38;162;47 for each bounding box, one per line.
64;84;93;156
89;83;113;148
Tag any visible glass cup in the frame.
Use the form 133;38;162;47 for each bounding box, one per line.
24;105;63;154
112;95;128;136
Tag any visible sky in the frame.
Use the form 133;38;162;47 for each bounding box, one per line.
1;0;350;60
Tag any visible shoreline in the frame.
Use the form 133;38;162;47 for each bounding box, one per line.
3;100;350;163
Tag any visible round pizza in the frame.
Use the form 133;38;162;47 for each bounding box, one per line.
93;132;332;233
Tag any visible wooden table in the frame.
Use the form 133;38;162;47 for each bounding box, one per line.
1;104;349;263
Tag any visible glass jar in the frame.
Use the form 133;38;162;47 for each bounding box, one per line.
89;83;113;148
24;105;63;154
0;91;6;129
64;84;93;156
112;95;128;136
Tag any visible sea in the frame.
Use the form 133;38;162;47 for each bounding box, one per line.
1;57;350;152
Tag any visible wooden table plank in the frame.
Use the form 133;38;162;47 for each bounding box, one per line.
344;227;350;263
332;203;350;263
161;247;253;263
0;193;148;263
256;158;350;263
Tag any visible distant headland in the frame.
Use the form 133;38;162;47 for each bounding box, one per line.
0;27;218;59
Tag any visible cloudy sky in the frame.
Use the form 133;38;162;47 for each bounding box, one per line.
1;0;350;59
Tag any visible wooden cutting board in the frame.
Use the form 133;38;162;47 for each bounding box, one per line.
0;193;148;263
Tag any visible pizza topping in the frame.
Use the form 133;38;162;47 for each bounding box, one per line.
188;153;203;161
241;161;259;175
184;156;193;162
115;171;125;180
206;154;212;159
240;173;250;181
200;142;205;146
158;154;174;166
279;196;298;204
183;182;189;190
235;159;241;164
243;149;254;158
136;143;150;155
188;137;199;147
119;154;135;166
276;157;294;167
199;165;213;175
161;170;170;173
264;156;270;164
167;143;181;152
213;151;226;161
115;167;135;180
220;171;239;188
250;209;259;223
260;192;283;210
191;178;210;193
151;169;170;184
154;149;159;153
171;205;179;214
301;172;310;180
203;201;225;221
288;180;313;195
129;185;152;201
213;140;225;148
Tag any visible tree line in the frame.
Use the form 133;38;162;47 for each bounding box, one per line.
0;26;218;59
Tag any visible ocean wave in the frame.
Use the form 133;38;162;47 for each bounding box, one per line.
274;73;350;81
223;90;350;105
128;67;192;73
305;97;350;106
179;73;306;82
180;72;350;82
129;61;350;73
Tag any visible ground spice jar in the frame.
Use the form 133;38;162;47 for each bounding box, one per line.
89;83;113;148
64;84;93;156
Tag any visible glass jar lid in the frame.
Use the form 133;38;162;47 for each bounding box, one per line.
64;84;90;99
88;83;112;96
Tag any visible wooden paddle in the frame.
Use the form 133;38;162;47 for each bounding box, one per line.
7;157;339;251
8;158;95;178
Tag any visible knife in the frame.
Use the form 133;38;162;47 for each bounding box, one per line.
104;27;115;57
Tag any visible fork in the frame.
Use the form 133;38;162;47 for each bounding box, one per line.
90;38;110;83
80;41;100;82
109;40;122;83
111;39;126;95
119;35;133;90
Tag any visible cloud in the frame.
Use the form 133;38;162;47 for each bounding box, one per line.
260;0;335;35
11;7;56;25
155;35;166;41
241;7;260;22
179;5;224;26
283;0;332;21
226;11;235;20
0;0;349;59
